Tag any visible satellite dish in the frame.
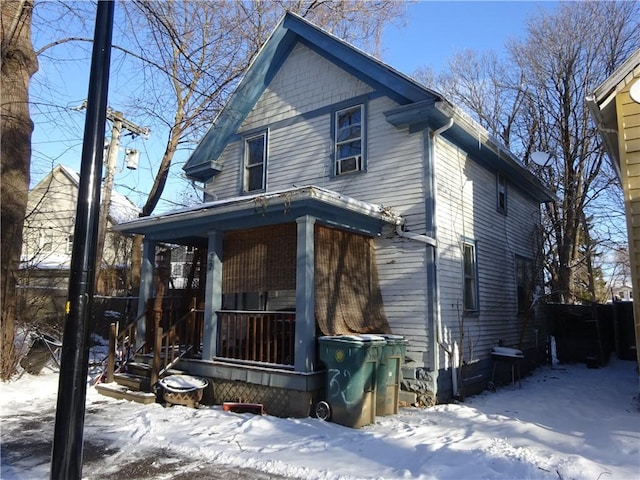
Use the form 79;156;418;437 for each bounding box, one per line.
630;80;640;104
531;151;550;166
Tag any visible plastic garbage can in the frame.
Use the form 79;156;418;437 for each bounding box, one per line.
376;334;407;416
318;334;385;428
20;332;62;375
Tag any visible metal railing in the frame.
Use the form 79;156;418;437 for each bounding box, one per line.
217;310;295;367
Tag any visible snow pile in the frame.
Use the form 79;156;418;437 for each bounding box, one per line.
1;358;639;479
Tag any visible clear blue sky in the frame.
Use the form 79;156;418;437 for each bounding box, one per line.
382;1;556;76
30;1;558;213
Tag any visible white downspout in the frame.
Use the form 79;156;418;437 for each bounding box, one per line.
433;117;454;137
431;116;456;397
396;223;437;247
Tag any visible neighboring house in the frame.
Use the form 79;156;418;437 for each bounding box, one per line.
167;244;202;290
587;49;640;370
610;284;633;303
21;164;139;297
114;13;553;414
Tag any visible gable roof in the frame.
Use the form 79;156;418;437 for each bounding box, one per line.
33;164;140;224
183;12;553;203
587;49;640;179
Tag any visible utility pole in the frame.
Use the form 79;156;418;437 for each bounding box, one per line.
51;2;113;478
94;109;148;291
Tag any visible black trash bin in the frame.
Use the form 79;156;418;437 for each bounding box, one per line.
318;334;385;428
376;334;407;416
20;332;62;375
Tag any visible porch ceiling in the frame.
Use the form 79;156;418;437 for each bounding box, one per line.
112;186;401;245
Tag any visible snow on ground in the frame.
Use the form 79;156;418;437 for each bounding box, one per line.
1;357;639;480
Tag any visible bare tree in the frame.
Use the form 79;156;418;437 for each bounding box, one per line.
0;1;404;376
1;0;39;380
418;1;639;303
120;0;406;288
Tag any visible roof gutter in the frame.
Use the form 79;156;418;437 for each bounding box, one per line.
586;94;622;181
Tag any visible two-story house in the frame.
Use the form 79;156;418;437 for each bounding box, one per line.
21;164;139;310
113;13;553;415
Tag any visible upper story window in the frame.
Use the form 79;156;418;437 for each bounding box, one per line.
496;172;507;214
66;234;74;254
334;104;364;175
463;240;479;313
243;131;267;193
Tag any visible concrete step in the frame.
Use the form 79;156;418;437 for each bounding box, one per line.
95;383;157;404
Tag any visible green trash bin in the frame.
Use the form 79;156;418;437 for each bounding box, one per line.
318;334;386;428
376;334;407;416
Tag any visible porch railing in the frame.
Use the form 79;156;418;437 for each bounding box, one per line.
151;298;205;385
217;310;295;368
104;297;204;389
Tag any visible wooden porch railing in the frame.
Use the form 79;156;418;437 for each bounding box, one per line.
104;310;146;383
151;298;205;386
217;310;295;367
104;297;204;389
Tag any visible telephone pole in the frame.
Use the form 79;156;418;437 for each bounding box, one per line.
94;109;148;291
51;2;113;477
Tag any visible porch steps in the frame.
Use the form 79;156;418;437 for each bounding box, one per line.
113;372;150;392
96;356;188;404
95;382;157;404
126;361;152;377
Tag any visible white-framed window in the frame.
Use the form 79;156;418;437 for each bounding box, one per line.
243;131;267;193
497;172;507;214
334;104;364;175
463;240;479;312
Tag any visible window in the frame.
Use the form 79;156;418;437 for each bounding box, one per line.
334;104;364;175
243;132;267;193
39;229;53;253
66;234;74;254
463;241;479;312
171;263;183;278
497;172;507;214
516;256;534;314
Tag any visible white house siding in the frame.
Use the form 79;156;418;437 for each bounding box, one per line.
433;137;543;372
376;232;430;365
206;43;435;368
209;44;428;225
22;168;78;265
204;40;545;381
241;43;374;132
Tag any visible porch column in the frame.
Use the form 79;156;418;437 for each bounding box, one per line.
136;238;156;348
295;215;316;373
202;230;223;359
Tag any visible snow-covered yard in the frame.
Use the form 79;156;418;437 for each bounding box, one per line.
1;356;639;480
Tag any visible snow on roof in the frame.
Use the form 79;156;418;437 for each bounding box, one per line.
58;164;140;224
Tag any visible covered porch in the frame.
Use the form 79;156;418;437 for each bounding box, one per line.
112;186;401;416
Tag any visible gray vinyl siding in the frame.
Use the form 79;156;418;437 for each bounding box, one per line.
204;41;544;372
208;44;426;227
434;137;543;369
242;43;373;131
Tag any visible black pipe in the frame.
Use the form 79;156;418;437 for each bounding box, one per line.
50;1;114;479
